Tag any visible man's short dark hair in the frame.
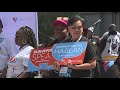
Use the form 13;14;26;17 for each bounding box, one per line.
0;19;3;29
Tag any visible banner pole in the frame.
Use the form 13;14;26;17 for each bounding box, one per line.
35;12;39;46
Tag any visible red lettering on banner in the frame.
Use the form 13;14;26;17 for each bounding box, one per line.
30;46;86;67
30;47;55;67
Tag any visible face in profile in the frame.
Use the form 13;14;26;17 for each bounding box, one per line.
87;30;93;39
15;29;27;47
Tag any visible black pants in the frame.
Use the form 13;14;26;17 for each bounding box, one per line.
92;61;102;78
104;64;120;78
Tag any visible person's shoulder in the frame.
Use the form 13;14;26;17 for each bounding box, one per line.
62;38;71;43
100;31;109;40
100;31;109;38
50;39;59;44
21;46;34;55
48;39;63;47
80;36;93;45
81;36;89;41
27;46;34;50
92;36;100;40
117;31;120;35
103;31;109;36
93;35;99;38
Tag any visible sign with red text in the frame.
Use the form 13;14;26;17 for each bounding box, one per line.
28;42;87;71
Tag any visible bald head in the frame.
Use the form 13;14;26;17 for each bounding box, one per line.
108;24;117;35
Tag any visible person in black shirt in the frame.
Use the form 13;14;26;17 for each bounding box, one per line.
86;26;102;78
47;17;69;47
53;15;97;78
40;17;69;78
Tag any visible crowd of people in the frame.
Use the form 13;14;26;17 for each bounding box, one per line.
0;14;120;78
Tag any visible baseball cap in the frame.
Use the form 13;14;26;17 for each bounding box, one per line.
53;17;68;28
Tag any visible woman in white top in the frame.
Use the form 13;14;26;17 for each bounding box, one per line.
6;26;37;78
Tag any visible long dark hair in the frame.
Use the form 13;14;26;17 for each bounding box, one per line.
19;26;37;48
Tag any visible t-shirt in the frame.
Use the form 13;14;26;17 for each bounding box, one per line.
53;36;97;78
100;31;120;71
101;31;120;60
47;39;62;47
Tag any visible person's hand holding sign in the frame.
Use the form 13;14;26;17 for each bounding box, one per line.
67;60;77;69
53;61;61;71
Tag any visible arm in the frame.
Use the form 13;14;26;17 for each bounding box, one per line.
95;36;101;58
70;40;97;70
0;66;8;78
18;66;30;78
53;59;96;71
99;37;106;54
67;59;96;70
19;54;31;78
99;33;109;54
40;70;51;77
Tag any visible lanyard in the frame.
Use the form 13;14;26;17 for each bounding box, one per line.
76;35;82;42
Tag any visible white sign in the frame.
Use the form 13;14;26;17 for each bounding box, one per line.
0;12;39;45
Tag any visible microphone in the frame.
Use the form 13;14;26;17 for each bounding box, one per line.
92;19;101;26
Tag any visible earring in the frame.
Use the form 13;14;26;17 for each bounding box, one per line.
22;39;27;44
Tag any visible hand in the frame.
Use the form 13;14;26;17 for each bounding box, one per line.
67;60;76;69
88;26;94;32
37;44;45;48
0;66;8;78
40;70;50;76
53;61;60;71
